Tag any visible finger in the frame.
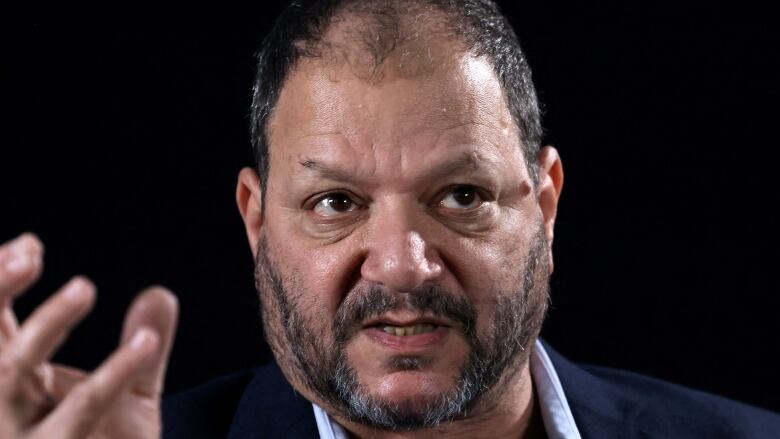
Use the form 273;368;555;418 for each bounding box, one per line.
49;364;87;402
3;277;95;373
119;286;178;398
0;234;44;347
0;306;19;347
34;327;159;439
0;233;44;305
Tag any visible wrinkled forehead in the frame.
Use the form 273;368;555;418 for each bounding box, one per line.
265;51;525;191
268;51;516;150
264;8;521;182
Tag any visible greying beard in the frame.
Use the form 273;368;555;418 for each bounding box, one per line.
254;226;549;431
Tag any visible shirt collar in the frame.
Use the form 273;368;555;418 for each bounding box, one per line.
531;339;582;439
312;339;581;439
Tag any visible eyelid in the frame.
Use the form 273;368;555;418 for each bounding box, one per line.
303;189;355;209
436;184;493;207
304;185;493;212
305;190;368;220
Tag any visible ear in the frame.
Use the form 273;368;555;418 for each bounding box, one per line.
236;167;263;257
536;146;564;274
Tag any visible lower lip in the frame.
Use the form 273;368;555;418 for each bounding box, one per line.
363;326;450;351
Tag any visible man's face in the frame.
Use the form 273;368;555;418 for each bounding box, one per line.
244;49;558;429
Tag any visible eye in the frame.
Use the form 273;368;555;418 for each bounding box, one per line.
439;185;483;209
312;193;359;216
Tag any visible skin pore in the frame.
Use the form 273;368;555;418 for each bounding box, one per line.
236;27;562;439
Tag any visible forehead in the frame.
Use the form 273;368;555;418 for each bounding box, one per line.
267;49;523;181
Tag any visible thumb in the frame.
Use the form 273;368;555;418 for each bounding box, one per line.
119;287;178;398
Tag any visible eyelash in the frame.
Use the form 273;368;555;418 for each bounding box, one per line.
306;185;490;216
437;185;489;209
310;191;360;216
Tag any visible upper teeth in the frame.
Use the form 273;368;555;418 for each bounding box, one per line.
382;324;435;336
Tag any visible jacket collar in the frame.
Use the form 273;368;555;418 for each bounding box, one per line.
227;340;642;439
540;340;654;438
227;361;319;439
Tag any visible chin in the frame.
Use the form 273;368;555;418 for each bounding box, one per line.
375;369;455;399
329;347;499;430
353;370;463;421
349;384;468;430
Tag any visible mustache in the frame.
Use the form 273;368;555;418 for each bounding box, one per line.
332;284;477;344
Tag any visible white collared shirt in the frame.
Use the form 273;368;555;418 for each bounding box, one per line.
312;339;581;439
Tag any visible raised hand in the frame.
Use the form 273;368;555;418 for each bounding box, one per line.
0;233;178;438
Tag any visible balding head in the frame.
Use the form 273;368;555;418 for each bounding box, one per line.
250;0;542;205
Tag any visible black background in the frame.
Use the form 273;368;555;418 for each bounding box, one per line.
6;1;779;412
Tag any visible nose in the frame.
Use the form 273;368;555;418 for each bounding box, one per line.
360;205;443;292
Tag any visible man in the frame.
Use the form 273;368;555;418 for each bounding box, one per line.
1;0;778;438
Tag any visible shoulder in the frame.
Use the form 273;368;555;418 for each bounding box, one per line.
579;364;780;438
162;361;318;439
162;368;258;438
543;343;780;438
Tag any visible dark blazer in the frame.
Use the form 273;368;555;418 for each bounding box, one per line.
163;343;780;438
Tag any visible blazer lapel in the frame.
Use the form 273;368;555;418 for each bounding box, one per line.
542;341;659;438
227;362;320;439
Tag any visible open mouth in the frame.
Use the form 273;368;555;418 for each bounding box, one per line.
361;317;453;350
377;323;437;336
363;315;452;337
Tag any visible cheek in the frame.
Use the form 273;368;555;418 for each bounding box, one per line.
485;207;540;271
267;226;361;313
440;210;537;325
446;224;529;288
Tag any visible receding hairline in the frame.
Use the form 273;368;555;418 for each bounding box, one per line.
250;0;544;200
292;0;475;83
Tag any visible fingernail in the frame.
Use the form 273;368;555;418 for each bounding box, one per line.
62;278;90;302
130;328;157;351
4;234;41;274
5;254;32;273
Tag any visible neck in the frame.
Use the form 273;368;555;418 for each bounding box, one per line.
335;360;546;439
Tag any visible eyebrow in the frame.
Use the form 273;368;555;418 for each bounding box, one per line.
298;151;489;183
298;159;359;184
434;152;482;177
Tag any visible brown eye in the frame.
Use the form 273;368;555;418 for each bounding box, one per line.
313;193;357;216
440;185;482;209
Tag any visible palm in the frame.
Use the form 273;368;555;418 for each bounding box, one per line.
92;392;161;439
0;234;178;439
48;366;162;439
